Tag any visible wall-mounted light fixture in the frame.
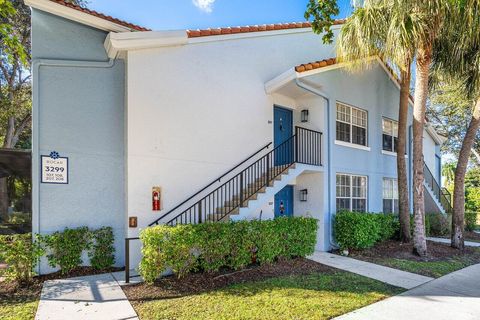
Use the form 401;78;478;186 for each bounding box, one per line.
301;109;309;122
300;189;308;202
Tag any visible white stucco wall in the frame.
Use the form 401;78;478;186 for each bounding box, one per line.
125;30;336;236
423;130;438;177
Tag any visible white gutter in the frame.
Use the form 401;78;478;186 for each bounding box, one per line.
294;79;338;250
425;122;445;145
104;31;188;59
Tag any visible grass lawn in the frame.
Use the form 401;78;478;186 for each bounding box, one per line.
0;281;41;320
375;256;478;278
349;240;480;278
125;259;403;320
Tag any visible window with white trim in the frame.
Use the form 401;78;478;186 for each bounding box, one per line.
336;102;368;146
382;118;398;153
336;173;368;212
383;178;399;213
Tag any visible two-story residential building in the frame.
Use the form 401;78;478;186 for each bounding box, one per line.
26;0;447;274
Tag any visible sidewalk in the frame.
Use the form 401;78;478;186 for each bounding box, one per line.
35;273;138;320
335;263;480;320
428;237;480;247
308;251;433;289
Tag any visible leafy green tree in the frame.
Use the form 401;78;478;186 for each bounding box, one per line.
442;160;456;192
428;82;479;164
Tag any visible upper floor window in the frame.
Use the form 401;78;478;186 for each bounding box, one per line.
336;173;368;212
383;178;399;213
336;102;368;147
382;118;398;153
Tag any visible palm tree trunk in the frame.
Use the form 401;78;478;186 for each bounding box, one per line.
412;49;431;257
452;98;480;249
398;68;412;243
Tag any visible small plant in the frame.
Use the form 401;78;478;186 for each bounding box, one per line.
89;227;115;270
0;233;43;284
38;227;90;274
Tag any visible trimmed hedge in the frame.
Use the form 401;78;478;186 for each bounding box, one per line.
334;211;398;250
38;226;115;274
139;217;318;283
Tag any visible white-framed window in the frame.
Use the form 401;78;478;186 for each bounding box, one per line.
383;178;399;213
336;173;368;212
382;118;398;153
336;102;368;147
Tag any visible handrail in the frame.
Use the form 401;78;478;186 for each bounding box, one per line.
424;162;452;213
149;141;272;226
160;126;322;226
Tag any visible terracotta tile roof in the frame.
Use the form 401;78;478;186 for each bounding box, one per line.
49;0;150;31
295;56;416;103
187;20;345;38
294;58;337;72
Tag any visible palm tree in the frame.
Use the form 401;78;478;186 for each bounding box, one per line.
402;0;450;256
336;1;413;243
432;0;480;249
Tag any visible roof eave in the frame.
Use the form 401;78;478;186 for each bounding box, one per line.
25;0;137;33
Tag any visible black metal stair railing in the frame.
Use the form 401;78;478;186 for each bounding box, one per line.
424;162;452;213
149;126;323;227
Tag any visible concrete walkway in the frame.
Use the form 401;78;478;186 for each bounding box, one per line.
336;263;480;320
308;252;433;289
35;273;138;320
428;237;480;247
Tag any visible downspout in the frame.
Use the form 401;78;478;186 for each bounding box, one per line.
294;79;338;249
32;58;116;274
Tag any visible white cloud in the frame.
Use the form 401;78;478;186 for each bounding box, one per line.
192;0;215;13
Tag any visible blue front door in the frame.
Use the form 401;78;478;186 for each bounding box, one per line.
275;185;294;218
274;106;293;165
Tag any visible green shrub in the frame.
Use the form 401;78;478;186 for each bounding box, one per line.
376;213;398;241
225;221;255;270
38;227;90;274
334;211;399;250
38;226;116;274
0;233;43;283
334;211;380;250
139;217;317;284
425;213;451;236
465;212;478;232
89;227;115;270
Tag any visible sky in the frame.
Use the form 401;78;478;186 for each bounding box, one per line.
86;0;353;30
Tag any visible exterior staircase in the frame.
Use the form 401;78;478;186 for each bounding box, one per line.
423;162;452;214
149;126;323;227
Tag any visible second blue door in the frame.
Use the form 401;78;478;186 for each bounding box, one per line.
274;185;294;218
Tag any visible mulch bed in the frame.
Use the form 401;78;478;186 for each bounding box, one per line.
347;240;480;262
124;258;334;303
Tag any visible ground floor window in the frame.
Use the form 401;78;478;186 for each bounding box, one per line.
383;178;399;213
336;173;368;212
